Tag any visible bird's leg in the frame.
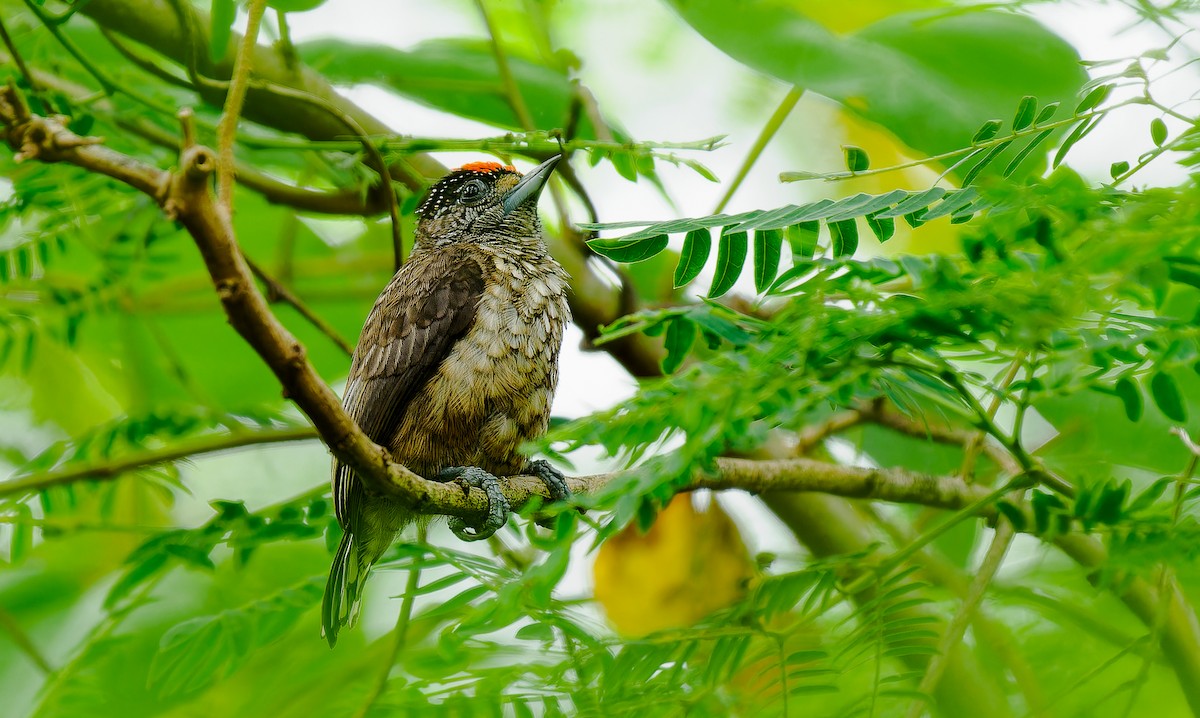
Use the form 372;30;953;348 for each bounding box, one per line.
433;466;511;541
524;459;571;503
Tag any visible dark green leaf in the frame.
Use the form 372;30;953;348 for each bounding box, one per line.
787;222;819;260
829;220;858;257
674;229;712;288
843;145;870;172
105;553;168;609
961;140;1013;186
209;0;236;62
1167;263;1200;290
1092;481;1129;525
1151;117;1168;147
753;229;783;293
1035;102;1059;124
1110;161;1130;179
1150;372;1187;422
972;119;1003;143
588;235;669;263
1053;116;1102;168
1127;478;1172;514
164;544;216;571
865;213;895;242
1003;129;1054;177
708;230;748;298
1115;376;1143;422
661;318;696;374
1012;95;1037;131
1075;83;1112;113
995;501;1027;532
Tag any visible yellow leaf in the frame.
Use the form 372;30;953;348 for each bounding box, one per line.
593;495;753;636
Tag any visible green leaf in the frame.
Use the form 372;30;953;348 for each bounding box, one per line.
1150;372;1187;422
829;220;858;257
105;553;168;609
1127;478;1172;514
1092;481;1129;525
972;119;1003;143
147;579;322;698
1115;376;1143;422
515;622;555;642
421;585;490;622
666;2;1086;160
661;318;696;374
1151;117;1168;147
1002;129;1054;177
962;140;1013;186
299;39;604;136
1110;161;1130;179
843;145;870;172
708;230;748;298
1012;95;1037;131
588;235;669;263
1075;83;1112;113
865;213;895;243
209;0;236;62
753;229;783;293
788;222;820;260
674;229;712;287
995;501;1027;532
1053;116;1103;168
1035;102;1059;125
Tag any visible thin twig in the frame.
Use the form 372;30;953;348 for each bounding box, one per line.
217;0;267;211
0;426;318;499
244;254;353;356
0;16;38;91
0;605;53;674
779;104;1132;184
474;0;535;131
1122;446;1199;716
905;521;1016;718
353;525;427;718
714;86;803;213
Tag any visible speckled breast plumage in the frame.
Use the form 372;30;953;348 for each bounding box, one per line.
391;244;570;478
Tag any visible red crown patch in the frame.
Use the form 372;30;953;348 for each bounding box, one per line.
456;161;517;174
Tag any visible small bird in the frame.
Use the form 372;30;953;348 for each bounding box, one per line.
322;156;572;647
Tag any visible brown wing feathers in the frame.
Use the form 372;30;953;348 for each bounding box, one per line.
333;248;486;526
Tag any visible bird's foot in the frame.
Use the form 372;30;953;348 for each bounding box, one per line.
524;459;570;504
434;466;511;542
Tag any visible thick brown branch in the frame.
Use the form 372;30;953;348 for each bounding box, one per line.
0;421;992;522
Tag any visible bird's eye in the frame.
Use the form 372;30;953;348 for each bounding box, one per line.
459;179;486;205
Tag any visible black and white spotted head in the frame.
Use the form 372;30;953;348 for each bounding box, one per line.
414;156;560;247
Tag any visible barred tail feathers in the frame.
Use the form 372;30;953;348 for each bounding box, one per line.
322;529;367;648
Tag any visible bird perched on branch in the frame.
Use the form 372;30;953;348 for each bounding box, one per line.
322;156;571;647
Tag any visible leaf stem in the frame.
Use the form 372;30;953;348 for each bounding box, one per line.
353;525;427;718
713;86;804;213
780;103;1133;184
217;0;268;211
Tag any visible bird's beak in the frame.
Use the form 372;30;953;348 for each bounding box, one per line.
502;155;561;216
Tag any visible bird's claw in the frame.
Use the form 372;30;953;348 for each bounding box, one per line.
435;466;511;541
525;459;570;503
